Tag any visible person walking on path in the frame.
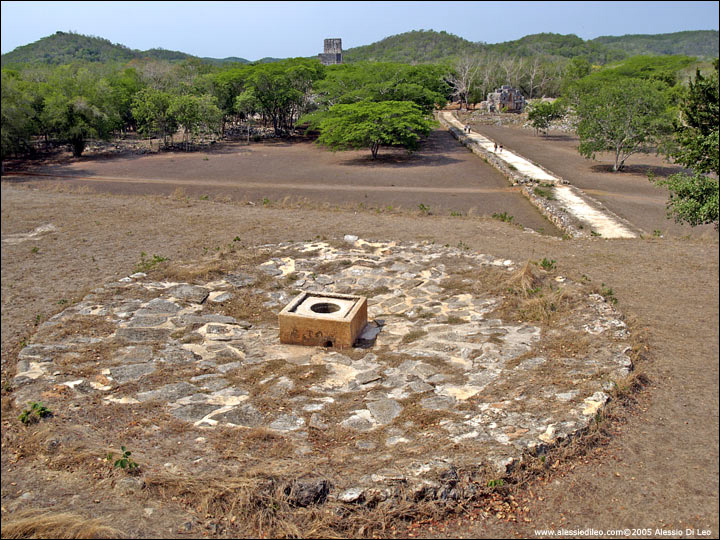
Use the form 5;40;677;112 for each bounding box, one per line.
499;144;503;153
493;142;497;152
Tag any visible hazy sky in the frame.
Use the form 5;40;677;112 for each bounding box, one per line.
2;1;718;60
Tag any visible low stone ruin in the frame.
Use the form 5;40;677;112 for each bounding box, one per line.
484;85;527;113
13;238;632;506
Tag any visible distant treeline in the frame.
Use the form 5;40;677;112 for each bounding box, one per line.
0;38;709;160
2;29;717;68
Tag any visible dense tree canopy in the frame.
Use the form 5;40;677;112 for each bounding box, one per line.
1;70;35;158
1;29;715;164
653;61;719;228
314;101;433;159
575;78;673;171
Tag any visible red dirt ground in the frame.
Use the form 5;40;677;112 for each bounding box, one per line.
2;129;561;236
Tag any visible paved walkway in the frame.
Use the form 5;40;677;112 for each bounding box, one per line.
441;112;638;239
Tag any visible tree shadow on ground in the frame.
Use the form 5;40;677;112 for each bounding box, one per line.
589;163;689;177
338;152;463;168
540;134;576;143
337;130;466;168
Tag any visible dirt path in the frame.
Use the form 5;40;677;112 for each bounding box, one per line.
1;182;717;538
465;122;717;240
442;112;639;239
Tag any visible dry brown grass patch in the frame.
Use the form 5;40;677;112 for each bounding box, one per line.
503;260;543;297
32;316;117;343
1;511;125;539
141;470;342;538
401;330;427;344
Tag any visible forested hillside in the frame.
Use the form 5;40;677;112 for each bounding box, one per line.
342;30;480;63
591;30;719;59
3;29;717;68
1;31;251;66
342;29;718;65
484;33;626;64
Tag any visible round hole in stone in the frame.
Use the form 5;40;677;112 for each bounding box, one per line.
311;302;341;314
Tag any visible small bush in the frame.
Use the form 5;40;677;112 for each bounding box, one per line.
107;446;139;472
538;258;556;271
492;212;514;223
135;252;168;273
19;402;52;425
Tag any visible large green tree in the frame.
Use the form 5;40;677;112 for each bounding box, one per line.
314;100;432;159
243;59;324;135
654;62;719;228
131;87;177;146
576;77;673;171
167;93;223;147
40;66;120;156
314;62;449;113
1;70;35;159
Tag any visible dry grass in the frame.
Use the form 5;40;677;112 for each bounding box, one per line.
487;262;586;326
503;261;543;297
401;330;427;344
1;511;125;539
141;468;462;538
32;315;117;343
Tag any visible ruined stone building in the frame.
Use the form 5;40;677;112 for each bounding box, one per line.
485;85;526;113
318;38;342;65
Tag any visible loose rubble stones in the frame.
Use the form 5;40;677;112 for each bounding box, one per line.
14;238;632;503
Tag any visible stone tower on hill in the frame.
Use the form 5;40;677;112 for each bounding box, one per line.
318;38;342;65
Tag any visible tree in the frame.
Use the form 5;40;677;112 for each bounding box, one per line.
40;68;119;157
314;63;449;114
167;94;222;148
107;67;144;134
576;78;672;171
653;62;719;228
244;59;324;135
527;100;566;135
314;100;432;159
1;70;36;159
561;56;591;93
445;55;479;110
131;87;177;146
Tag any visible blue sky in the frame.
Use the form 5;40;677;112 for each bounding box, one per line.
2;1;718;60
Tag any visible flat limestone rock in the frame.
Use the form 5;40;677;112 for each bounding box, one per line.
167;284;210;304
366;398;403;424
135;298;182;315
110;363;156;384
136;382;198;402
115;327;172;343
171;403;219;422
213;403;264;427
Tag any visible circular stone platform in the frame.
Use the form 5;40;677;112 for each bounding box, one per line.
13;238;632;503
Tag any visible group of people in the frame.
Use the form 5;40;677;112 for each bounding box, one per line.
461;122;503;153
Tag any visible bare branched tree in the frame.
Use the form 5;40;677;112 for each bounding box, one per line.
500;56;522;89
446;55;480;110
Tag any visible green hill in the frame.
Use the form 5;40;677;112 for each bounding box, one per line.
342;30;627;65
343;30;482;64
485;33;626;64
3;29;717;69
590;30;719;59
1;31;138;65
199;56;251;66
0;31;251;66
